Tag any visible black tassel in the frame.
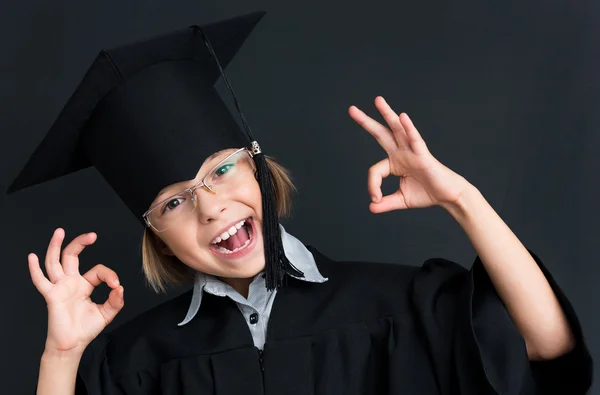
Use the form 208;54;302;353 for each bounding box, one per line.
253;152;304;290
197;25;304;290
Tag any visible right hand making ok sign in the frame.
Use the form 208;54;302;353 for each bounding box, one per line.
28;229;124;355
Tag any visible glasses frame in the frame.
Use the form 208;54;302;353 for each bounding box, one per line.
142;147;255;232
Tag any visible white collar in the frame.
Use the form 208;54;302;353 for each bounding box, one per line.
177;224;327;326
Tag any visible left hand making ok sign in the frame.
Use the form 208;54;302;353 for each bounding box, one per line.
349;96;471;213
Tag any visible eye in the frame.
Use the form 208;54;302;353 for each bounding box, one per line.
161;197;185;214
214;163;235;177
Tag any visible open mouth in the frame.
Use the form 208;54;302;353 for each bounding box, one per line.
209;217;255;256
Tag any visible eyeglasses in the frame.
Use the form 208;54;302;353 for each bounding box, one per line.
143;148;255;232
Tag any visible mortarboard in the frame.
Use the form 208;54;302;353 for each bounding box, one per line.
6;10;303;290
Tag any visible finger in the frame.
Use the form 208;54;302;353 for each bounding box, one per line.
98;286;124;325
82;264;120;289
61;232;97;275
28;253;53;296
348;105;398;152
45;228;65;283
399;113;429;155
367;158;391;202
370;192;408;213
374;96;409;147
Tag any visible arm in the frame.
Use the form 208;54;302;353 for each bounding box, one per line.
29;229;124;395
37;350;82;395
348;96;576;362
441;184;575;360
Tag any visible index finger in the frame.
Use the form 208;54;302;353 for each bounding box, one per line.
367;158;391;202
82;264;120;289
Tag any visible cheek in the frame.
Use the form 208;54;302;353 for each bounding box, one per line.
161;233;214;272
235;178;263;216
159;231;192;256
158;224;203;258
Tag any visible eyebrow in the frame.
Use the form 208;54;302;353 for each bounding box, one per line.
205;151;222;163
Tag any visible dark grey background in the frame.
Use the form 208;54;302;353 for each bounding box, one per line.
1;0;598;393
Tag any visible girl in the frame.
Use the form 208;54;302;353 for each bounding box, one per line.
12;11;592;395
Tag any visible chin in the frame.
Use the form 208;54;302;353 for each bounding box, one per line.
219;245;266;278
227;260;266;279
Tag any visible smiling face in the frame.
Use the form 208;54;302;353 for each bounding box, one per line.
149;148;266;282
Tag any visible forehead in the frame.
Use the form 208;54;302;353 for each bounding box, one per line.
203;148;232;164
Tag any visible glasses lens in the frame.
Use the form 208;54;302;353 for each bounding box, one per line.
147;190;196;232
204;150;255;192
145;150;255;232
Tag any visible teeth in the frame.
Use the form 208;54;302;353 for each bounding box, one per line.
212;226;253;254
211;219;248;244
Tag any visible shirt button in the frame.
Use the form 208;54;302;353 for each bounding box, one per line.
249;312;259;324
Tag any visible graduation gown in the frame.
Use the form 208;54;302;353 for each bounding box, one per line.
75;246;593;394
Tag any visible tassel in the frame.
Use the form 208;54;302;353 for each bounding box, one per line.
198;26;304;290
253;151;304;290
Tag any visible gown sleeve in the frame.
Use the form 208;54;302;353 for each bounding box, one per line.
74;333;122;395
410;248;593;395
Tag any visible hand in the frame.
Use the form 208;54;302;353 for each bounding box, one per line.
28;228;124;355
349;96;471;213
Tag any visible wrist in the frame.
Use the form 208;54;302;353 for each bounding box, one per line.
42;347;84;363
440;183;482;220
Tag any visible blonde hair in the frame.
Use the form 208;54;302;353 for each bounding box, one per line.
141;155;296;293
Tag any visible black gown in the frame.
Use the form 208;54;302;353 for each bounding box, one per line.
75;246;593;394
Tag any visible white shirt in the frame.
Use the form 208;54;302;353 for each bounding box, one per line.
177;225;328;349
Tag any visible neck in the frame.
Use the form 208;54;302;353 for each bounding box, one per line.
219;276;254;299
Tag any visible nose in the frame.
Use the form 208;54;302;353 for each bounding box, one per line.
193;186;227;224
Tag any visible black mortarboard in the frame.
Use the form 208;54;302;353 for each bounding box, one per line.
6;11;303;290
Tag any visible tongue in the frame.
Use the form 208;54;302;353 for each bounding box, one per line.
219;225;250;251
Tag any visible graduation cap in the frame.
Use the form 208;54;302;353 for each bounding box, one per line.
6;10;303;290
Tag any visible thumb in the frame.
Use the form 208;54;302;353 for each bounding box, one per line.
98;286;124;325
370;190;408;213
